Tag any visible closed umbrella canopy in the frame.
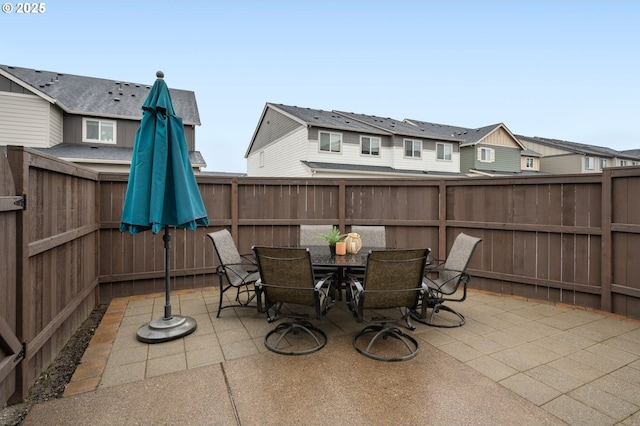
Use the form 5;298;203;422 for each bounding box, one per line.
119;71;209;343
120;72;209;235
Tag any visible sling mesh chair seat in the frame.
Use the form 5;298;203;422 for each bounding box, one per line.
207;230;260;318
346;248;430;362
300;224;340;298
413;233;482;328
253;246;334;355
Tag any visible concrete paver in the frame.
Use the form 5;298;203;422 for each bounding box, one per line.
19;287;640;426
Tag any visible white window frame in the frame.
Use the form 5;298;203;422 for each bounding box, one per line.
600;158;608;169
404;139;422;158
478;147;495;163
319;131;342;153
525;157;534;169
620;160;628;166
436;142;452;161
360;136;380;156
82;118;117;144
585;156;595;170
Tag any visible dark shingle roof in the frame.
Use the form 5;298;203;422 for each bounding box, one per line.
0;65;200;125
333;111;463;141
404;119;501;145
34;143;206;167
517;134;640;160
270;104;388;135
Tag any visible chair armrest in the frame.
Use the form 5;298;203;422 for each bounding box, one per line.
240;253;257;266
345;274;364;293
314;273;335;291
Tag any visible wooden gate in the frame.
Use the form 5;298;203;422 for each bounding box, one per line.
0;150;24;407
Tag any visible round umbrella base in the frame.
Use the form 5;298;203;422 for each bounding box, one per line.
136;315;197;343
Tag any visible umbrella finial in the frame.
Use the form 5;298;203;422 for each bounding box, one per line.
156;71;164;79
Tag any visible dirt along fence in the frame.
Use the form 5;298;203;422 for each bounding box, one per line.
2;146;639;407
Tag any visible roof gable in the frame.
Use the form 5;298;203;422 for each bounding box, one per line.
0;65;200;125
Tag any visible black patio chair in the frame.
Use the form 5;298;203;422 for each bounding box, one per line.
253;246;334;355
346;248;430;361
413;232;482;328
207;230;260;318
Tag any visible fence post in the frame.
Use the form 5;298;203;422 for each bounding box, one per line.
5;146;29;403
600;169;612;312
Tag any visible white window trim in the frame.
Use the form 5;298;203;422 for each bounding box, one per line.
525;157;534;169
360;136;381;156
600;158;608;169
82;117;117;144
585;156;595;170
319;131;342;153
404;139;422;159
436;142;452;161
477;147;495;163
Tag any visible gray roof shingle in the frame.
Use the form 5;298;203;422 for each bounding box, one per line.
1;65;200;125
517;134;640;160
270;104;388;135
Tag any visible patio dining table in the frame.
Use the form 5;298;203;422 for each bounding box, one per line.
306;245;383;303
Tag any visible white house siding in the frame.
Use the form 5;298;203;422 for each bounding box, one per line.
248;127;311;176
0;92;51;147
49;105;63;146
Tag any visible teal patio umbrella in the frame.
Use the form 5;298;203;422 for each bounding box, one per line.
120;71;209;343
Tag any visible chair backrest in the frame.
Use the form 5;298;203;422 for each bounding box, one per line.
253;246;317;306
299;225;335;246
441;233;483;284
351;225;386;248
361;248;430;310
207;230;253;285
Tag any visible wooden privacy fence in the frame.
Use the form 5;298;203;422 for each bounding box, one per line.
99;169;640;319
2;146;639;407
1;147;99;406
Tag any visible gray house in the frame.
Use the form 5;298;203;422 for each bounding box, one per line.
517;135;640;174
0;65;206;172
246;103;539;178
246;103;470;178
405;119;534;176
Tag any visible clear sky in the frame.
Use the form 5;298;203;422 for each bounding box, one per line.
2;0;639;172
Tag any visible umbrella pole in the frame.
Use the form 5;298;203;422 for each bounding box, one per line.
163;225;172;319
135;225;197;343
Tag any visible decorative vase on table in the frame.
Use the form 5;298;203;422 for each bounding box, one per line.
329;244;336;256
345;233;362;254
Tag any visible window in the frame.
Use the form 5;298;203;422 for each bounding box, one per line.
620;160;628;166
600;158;608;169
259;151;264;168
478;147;495;163
361;136;380;156
83;118;116;144
404;139;422;158
525;157;534;168
436;143;452;161
585;157;595;170
319;131;341;153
